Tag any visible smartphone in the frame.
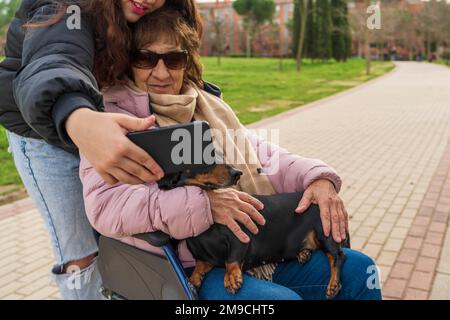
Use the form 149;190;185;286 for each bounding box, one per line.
127;121;216;175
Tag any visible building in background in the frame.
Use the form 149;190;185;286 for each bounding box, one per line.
197;0;445;60
198;0;294;57
348;0;427;60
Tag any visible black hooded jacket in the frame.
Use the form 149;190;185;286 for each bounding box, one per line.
0;0;221;154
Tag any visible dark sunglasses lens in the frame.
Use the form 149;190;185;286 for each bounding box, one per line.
163;52;187;70
133;52;158;69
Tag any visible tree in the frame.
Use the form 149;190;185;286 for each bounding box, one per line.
304;0;316;60
331;0;351;62
292;0;301;57
207;9;227;66
233;0;276;58
292;0;315;59
294;0;309;71
315;0;332;61
349;0;373;75
417;0;450;60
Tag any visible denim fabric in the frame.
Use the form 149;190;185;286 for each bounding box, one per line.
6;130;104;300
188;249;382;300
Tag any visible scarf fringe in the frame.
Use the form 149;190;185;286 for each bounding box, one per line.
245;263;278;282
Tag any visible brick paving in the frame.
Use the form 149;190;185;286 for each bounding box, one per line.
383;139;450;299
0;201;60;300
250;61;450;299
0;61;449;299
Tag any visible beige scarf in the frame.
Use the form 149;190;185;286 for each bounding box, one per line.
131;82;276;196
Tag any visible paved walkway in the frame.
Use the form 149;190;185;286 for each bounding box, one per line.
1;62;449;299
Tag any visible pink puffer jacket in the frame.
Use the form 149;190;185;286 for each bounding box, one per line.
79;85;342;268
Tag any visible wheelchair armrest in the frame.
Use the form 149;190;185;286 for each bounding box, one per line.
134;231;171;247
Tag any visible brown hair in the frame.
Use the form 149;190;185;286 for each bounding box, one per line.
131;7;203;88
25;0;203;89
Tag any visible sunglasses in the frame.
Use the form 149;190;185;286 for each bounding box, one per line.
131;49;188;70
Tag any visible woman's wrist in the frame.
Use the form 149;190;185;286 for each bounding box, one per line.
65;107;96;142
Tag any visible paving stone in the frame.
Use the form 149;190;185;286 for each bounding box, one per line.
403;236;423;250
421;244;441;259
430;273;450;300
397;248;419;264
383;278;407;299
404;288;429;300
416;257;438;273
408;271;434;291
390;262;414;280
384;238;404;252
377;251;398;267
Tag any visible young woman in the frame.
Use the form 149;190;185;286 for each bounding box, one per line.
79;8;382;300
0;0;229;300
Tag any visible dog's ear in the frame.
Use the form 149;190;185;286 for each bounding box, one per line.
175;170;195;188
157;172;182;190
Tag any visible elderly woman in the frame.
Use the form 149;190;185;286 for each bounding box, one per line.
79;8;382;300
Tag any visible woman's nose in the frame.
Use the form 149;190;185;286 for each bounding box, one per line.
152;59;170;79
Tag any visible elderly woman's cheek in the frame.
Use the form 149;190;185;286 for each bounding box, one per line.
173;69;185;94
133;68;150;92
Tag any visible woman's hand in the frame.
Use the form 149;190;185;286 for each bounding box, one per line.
66;108;164;185
206;188;266;243
295;179;349;243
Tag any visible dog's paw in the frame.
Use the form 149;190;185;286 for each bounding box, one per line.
189;272;205;289
297;249;312;264
326;281;342;299
224;270;243;294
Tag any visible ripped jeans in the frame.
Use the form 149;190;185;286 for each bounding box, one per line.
6;130;104;300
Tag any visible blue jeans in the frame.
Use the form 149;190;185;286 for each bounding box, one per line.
188;249;382;300
6;130;104;300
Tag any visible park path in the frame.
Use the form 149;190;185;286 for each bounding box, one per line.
1;62;450;299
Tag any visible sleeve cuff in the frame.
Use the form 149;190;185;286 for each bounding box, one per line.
303;167;343;193
52;93;99;149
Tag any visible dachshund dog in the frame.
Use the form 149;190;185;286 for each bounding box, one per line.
158;163;350;299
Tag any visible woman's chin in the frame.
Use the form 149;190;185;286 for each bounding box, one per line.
123;9;141;23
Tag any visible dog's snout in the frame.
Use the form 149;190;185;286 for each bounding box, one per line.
230;168;243;178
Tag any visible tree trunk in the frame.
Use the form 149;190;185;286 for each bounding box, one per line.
246;32;251;58
365;30;371;75
296;0;309;72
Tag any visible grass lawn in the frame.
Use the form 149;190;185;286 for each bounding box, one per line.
0;126;21;185
435;60;450;67
0;57;394;191
202;57;394;124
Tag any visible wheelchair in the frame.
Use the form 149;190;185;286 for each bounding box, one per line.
97;231;198;300
97;121;214;300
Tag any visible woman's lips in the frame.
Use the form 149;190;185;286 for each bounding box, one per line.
149;84;171;93
129;0;148;15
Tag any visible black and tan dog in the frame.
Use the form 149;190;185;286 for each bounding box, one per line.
158;163;350;299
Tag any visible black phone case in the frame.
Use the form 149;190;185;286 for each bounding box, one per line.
127;121;215;175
